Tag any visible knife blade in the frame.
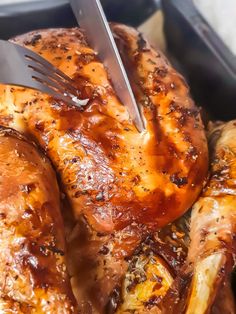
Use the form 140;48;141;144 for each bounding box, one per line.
70;0;145;132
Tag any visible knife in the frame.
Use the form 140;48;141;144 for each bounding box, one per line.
70;0;145;132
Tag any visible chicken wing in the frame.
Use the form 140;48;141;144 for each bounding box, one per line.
0;25;208;311
162;120;236;314
0;127;77;313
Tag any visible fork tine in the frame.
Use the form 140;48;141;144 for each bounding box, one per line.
27;62;79;96
30;69;88;108
16;43;80;95
25;55;79;96
31;71;70;96
5;41;88;108
31;75;82;107
23;50;75;86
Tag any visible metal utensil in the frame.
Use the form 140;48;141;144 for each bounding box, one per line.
70;0;145;132
0;39;88;108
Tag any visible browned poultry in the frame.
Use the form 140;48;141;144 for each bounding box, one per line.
117;214;190;313
161;120;236;314
0;127;77;313
0;25;208;312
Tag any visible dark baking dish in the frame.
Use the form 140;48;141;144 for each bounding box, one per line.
0;0;235;303
0;0;235;120
0;0;160;39
162;0;236;120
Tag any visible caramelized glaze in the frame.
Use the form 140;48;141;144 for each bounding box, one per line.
162;121;236;314
0;127;76;313
0;25;208;311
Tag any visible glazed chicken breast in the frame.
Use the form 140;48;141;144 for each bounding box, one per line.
0;127;76;313
0;25;208;312
162;120;236;314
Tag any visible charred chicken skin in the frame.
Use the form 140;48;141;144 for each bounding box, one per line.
0;127;77;313
162;121;236;314
0;25;208;311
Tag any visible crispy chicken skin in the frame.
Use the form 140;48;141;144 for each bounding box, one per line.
162;121;236;314
0;26;208;311
0;127;77;313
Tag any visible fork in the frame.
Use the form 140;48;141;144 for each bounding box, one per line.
0;40;88;108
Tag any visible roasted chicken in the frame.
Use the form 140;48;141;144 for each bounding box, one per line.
162;120;236;314
117;214;190;313
0;24;208;312
0;127;76;313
